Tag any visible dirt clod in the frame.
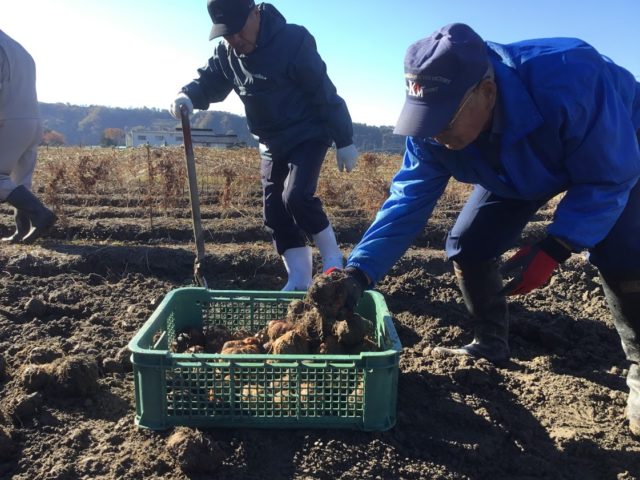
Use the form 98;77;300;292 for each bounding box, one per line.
0;426;17;461
50;355;100;397
21;364;53;392
26;345;64;364
4;391;43;425
24;297;48;317
0;354;6;380
166;427;227;474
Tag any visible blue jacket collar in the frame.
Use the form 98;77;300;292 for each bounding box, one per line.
488;44;544;146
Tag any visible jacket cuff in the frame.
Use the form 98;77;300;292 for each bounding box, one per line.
345;266;370;290
334;139;353;150
181;85;207;111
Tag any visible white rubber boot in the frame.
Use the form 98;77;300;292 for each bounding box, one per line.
312;224;344;272
281;246;313;291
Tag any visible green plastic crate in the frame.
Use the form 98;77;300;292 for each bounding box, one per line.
128;288;401;431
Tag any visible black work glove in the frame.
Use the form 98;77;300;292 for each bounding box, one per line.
500;236;572;295
323;266;369;311
343;266;369;310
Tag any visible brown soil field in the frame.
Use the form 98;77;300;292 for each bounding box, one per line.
0;147;638;479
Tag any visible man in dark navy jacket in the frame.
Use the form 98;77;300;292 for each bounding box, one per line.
170;0;358;291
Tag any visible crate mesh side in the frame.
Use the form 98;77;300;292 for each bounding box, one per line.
166;312;176;347
165;363;365;420
201;298;290;332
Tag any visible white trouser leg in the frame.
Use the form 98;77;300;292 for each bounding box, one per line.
281;246;313;291
312;224;343;271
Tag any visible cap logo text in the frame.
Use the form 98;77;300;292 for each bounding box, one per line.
407;81;423;98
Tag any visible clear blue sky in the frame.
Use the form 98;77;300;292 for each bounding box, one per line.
4;0;640;126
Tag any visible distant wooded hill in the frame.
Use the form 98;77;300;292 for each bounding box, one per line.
38;102;406;153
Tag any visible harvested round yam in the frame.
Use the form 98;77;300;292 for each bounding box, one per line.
271;331;309;355
185;345;204;354
347;381;365;405
231;329;253;340
240;384;264;402
221;345;261;355
269;374;291;392
307;271;351;318
299;381;323;404
171;332;193;353
253;325;269;345
272;391;290;405
332;312;375;347
171;327;206;353
267;319;294;342
318;335;347;354
241;336;261;347
293;306;325;346
187;328;206;346
220;339;261;355
220;339;243;351
333;320;361;346
346;336;380;354
203;325;231;353
286;299;311;319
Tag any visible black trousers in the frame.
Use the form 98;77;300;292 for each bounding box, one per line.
260;138;330;255
445;178;640;277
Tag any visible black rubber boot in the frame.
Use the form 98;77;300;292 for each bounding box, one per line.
1;208;30;243
434;259;510;364
600;273;640;437
5;185;57;243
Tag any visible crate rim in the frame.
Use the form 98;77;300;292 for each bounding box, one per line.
127;287;402;359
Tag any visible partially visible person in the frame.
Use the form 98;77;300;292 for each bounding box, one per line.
169;0;358;290
331;24;640;436
0;29;56;243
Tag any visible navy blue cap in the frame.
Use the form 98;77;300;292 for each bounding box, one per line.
394;23;489;137
208;0;256;40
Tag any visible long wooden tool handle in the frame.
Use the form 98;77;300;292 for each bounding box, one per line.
180;105;207;288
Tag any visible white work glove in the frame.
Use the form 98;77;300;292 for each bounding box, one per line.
169;92;193;120
336;144;359;172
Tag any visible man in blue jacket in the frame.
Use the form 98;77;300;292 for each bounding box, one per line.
337;23;640;436
169;0;358;291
